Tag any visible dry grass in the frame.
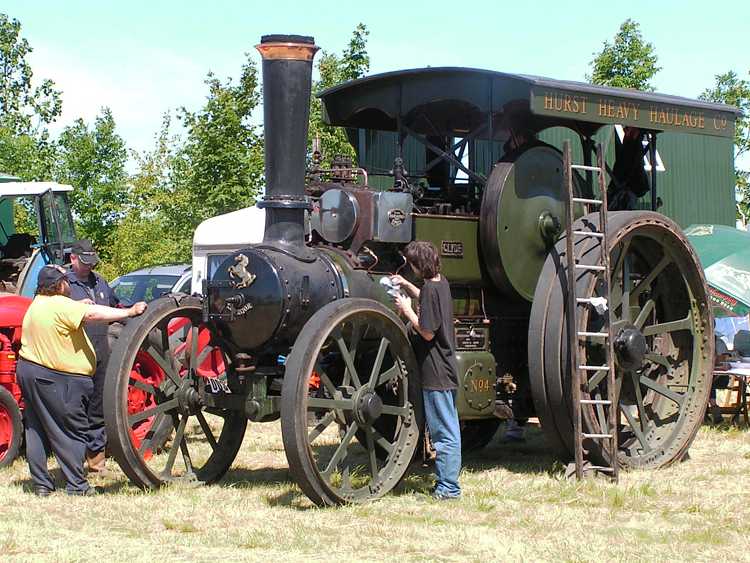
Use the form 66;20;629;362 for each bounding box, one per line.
1;421;749;562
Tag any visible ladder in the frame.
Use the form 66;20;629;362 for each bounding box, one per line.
562;140;619;481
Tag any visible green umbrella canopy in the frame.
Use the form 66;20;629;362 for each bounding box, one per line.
0;173;20;183
685;224;750;317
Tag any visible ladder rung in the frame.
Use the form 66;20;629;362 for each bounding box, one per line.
577;331;608;338
587;466;615;473
571;164;603;172
575;264;606;271
572;230;604;238
582;433;614;439
580;399;612;405
572;197;603;205
579;365;609;371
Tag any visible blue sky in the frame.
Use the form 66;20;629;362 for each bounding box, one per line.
4;0;749;158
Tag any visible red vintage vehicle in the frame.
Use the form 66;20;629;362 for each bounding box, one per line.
0;178;226;466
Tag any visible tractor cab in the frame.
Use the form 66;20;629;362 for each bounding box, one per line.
0;176;76;296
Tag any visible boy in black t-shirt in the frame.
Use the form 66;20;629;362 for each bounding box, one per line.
392;241;461;499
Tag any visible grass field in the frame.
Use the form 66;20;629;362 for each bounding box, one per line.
1;421;749;562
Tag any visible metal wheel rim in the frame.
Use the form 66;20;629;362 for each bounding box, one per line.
530;211;712;468
106;297;246;488
282;299;421;505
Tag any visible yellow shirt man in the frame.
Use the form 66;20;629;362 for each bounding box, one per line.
20;294;96;376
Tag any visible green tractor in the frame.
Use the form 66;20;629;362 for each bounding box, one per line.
0;176;77;467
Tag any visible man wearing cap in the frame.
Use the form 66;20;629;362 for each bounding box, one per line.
66;239;120;473
17;265;147;496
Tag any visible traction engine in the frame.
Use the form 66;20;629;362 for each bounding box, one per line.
104;33;716;506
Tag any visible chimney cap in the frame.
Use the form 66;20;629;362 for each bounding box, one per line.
260;34;314;45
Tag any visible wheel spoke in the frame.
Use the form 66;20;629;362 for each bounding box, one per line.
336;336;362;388
380;404;409;417
314;361;338;396
377;364;402;387
621;258;632;322
144;342;182;387
593;389;608;433
633;299;655;330
365;427;379;480
308;411;336;443
368;337;390;389
137;412;167;455
619;400;652;452
585;369;608;393
631;254;671;301
162;413;188;478
642;316;693;337
188;325;199;375
128;398;179;425
194;345;212;369
644;352;672;370
129;377;157;395
638;375;685;407
322;422;358;477
372;428;394;454
630;371;650;433
195;411;218;450
307;397;355;411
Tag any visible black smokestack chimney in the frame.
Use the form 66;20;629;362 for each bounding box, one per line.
256;35;319;254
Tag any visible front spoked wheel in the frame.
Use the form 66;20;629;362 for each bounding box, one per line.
104;296;247;488
281;299;422;506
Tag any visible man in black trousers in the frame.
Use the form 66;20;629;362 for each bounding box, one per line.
17;265;146;496
65;239;119;472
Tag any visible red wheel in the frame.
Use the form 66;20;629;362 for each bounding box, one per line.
0;386;22;468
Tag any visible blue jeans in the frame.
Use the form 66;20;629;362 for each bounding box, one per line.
423;389;461;497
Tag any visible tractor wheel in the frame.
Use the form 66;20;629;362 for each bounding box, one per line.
529;211;713;469
104;295;247;488
0;386;22;468
281;299;422;506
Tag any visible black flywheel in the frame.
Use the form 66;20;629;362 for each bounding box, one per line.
529;211;713;468
281;298;422;506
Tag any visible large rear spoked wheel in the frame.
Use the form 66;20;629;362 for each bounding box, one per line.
281;299;422;506
529;211;713;469
104;295;246;488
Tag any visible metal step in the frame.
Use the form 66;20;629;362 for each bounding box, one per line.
572;197;603;205
571;164;603;172
573;230;604;238
588;466;615;473
575;264;606;271
582;433;614;439
580;399;612;405
577;331;609;338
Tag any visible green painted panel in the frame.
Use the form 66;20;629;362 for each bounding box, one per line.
414;215;482;284
0;199;14;244
538;127;735;228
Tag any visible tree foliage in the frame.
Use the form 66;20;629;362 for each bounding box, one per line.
589;19;661;91
308;23;370;166
176;56;264;217
56;108;129;257
0;13;61;180
700;71;750;224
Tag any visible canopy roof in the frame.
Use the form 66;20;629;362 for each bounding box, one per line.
320;67;740;139
0;181;73;198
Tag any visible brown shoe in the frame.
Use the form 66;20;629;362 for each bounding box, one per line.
86;450;106;473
